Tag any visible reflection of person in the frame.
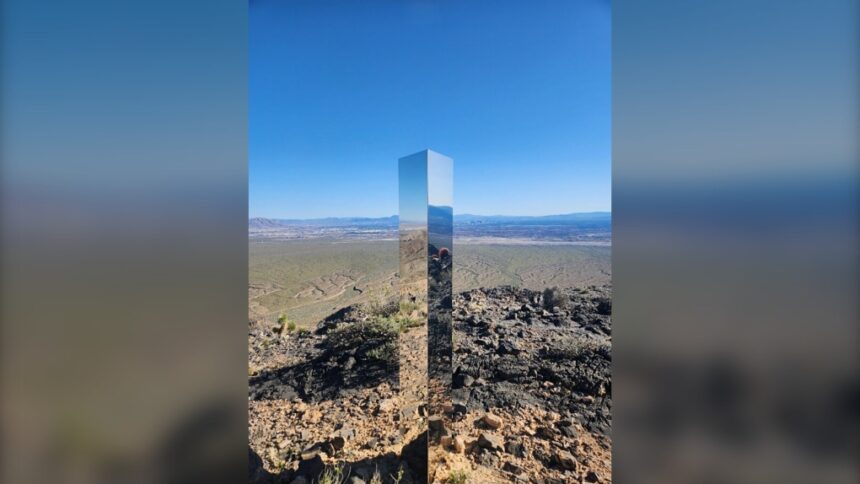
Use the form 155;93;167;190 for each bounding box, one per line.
430;247;450;261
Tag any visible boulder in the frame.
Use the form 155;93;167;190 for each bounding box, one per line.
477;432;504;452
482;412;503;429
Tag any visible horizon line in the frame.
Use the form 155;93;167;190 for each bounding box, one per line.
249;210;612;220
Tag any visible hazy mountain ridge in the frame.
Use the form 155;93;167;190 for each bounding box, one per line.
249;216;398;229
250;211;611;243
250;211;610;229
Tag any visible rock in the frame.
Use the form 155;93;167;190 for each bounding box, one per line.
559;424;577;438
595;298;611;315
505;440;526;458
454;372;475;388
401;404;420;419
476;447;501;467
533;447;554;466
453;435;466;453
428;415;446;435
377;398;396;413
300;445;320;461
327;436;345;452
297;454;324;476
482;412;503;429
336;425;356;441
249;285;613;484
585;470;600;482
353;466;373;480
349;477;366;484
555;450;577;470
477;432;504;451
535;426;555;439
497;340;521;355
503;462;524;475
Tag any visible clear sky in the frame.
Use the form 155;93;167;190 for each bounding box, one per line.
250;0;610;218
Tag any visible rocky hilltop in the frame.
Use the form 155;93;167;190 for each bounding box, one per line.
249;285;611;484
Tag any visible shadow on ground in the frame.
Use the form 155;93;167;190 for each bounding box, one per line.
249;313;400;402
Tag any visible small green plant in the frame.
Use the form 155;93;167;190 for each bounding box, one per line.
297;328;310;336
390;467;404;484
448;469;469;484
397;315;422;332
368;284;398;317
273;313;296;335
369;467;383;484
398;300;419;315
317;463;348;484
373;313;423;334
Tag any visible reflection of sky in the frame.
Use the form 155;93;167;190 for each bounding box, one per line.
399;151;428;226
427;150;453;208
400;150;453;246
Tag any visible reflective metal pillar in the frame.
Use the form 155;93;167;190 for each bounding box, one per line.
398;150;453;483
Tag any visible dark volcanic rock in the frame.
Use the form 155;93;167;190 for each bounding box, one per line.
297;454;324;477
505;440;526;458
496;339;521;355
453;371;475;388
249;283;612;483
452;285;612;436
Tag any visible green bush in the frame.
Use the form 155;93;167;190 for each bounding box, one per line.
367;285;398;317
398;300;419;315
374;314;422;333
448;469;469;484
274;313;295;335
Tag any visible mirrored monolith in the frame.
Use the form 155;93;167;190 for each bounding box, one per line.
399;150;453;483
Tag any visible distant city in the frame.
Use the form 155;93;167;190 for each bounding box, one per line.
249;212;611;244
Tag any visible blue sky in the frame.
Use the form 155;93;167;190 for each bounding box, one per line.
250;0;610;218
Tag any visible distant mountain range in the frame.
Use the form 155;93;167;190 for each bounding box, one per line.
249;215;398;229
249;211;610;229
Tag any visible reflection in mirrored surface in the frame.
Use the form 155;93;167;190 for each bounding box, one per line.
399;150;453;482
426;152;453;482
